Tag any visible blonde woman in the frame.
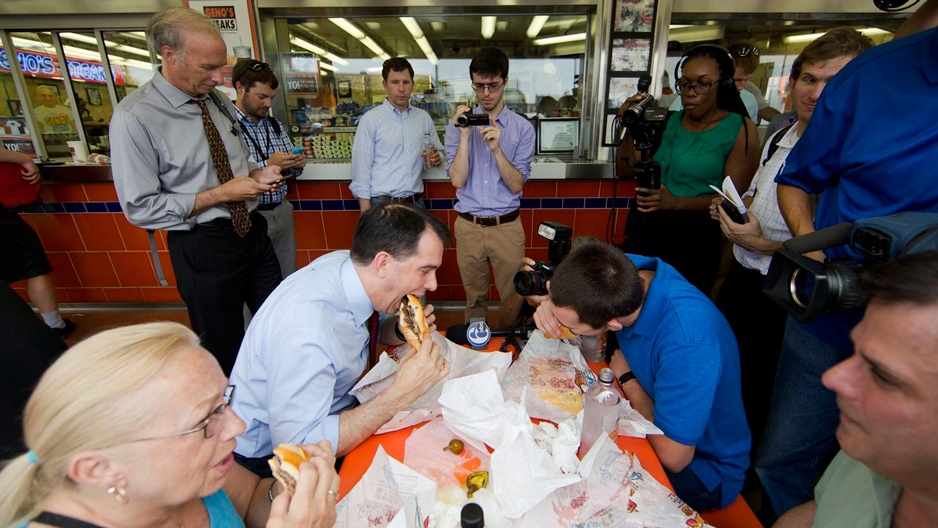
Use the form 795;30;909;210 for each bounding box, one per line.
0;322;338;528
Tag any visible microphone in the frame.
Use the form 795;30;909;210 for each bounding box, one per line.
782;223;852;255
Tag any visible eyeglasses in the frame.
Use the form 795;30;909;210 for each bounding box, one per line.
471;81;504;93
128;385;236;443
234;62;271;85
732;46;760;57
675;81;717;95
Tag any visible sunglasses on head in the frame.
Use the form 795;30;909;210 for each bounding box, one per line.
732;46;760;57
234;62;271;86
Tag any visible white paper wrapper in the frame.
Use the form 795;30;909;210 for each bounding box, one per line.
439;370;581;520
501;330;597;422
616;399;664;438
334;445;437;528
350;331;512;433
521;435;714;528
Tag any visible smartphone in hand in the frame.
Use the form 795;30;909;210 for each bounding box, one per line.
290;146;305;155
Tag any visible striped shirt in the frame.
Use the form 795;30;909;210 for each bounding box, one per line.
349;99;442;199
734;125;799;274
235;106;298;204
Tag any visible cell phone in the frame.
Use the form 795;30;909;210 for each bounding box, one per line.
720;199;749;224
290;146;305;155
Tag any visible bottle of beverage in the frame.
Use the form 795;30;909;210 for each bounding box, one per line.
422;133;434;170
578;367;621;458
461;502;484;528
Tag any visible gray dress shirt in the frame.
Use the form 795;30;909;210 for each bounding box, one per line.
110;70;258;231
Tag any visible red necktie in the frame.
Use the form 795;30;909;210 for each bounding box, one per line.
195;98;251;237
367;311;380;370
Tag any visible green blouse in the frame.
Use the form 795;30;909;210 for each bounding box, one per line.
656;110;743;197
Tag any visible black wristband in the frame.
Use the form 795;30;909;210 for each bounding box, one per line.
618;371;637;386
394;321;405;342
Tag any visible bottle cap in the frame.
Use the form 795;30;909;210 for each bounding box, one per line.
466;320;491;350
598;367;615;384
461;502;484;528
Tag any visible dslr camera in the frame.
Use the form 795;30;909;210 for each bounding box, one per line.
456;113;491;127
513;222;573;297
764;212;938;322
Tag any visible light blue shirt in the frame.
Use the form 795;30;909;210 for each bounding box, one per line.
350;99;443;199
230;251;383;457
444;104;535;216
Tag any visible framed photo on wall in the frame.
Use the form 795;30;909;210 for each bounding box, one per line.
86;87;103;106
337;80;352;98
607;77;640;110
611;38;651;73
615;0;656;33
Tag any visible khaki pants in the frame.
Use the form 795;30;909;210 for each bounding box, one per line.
454;215;525;321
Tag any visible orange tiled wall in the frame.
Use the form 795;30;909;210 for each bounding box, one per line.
10;179;636;305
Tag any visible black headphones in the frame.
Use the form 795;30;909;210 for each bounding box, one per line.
673;44;736;91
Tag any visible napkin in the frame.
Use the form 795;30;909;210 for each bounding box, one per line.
334;445;436;528
439;370;581;519
351;332;512;433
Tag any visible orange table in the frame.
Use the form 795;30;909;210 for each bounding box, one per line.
339;339;762;528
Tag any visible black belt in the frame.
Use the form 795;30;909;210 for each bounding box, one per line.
256;201;284;211
458;209;520;227
373;193;423;205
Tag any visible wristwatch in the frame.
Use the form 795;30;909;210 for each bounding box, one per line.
618;371;637;386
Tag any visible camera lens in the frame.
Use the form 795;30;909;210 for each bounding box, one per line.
456;113;469;127
789;268;817;309
513;270;548;297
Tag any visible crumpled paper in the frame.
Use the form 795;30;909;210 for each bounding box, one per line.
334;445;436;528
501;330;597;422
521;434;715;528
616;398;664;438
350;331;512;433
440;370;581;519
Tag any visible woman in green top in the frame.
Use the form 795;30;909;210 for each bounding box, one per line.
618;45;759;294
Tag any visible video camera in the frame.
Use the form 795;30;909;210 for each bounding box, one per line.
456;113;490;127
764;212;938;322
513;221;573;296
614;74;667;191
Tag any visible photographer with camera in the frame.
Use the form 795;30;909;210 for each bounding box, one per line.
708;28;872;492
618;44;759;295
772;251;938;528
755;21;938;521
533;242;749;511
445;47;535;323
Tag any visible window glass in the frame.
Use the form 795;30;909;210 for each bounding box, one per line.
9;31;78;159
103;31;155;102
279;14;588;159
58;31;114;157
0;60;34;156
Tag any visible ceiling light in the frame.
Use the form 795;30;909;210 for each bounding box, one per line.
60;33;113;47
290;36;349;65
329;18;365;40
526;16;549;39
532;33;586;46
114;44;151;58
783;32;824;44
860;28;890;36
318;62;336;71
668;25;725;44
400;17;438;65
330;17;391;59
481;16;497;39
668;24;691;30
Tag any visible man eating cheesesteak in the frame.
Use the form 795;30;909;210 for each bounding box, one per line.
229;204;451;475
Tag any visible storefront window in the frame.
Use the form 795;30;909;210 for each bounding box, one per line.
103;31;155;102
0;66;33;156
59;32;113;157
278;14;588;160
8;31;78;159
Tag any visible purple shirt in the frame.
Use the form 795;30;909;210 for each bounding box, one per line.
444;105;535;216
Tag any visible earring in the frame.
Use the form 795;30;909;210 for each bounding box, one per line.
107;484;128;504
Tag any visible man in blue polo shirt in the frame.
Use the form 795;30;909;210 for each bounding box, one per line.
533;242;749;511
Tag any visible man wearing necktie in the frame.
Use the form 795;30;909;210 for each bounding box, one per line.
111;8;283;375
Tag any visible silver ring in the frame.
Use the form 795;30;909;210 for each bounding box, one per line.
327;490;339;501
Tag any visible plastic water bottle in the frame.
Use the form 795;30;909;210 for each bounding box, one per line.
422;133;434;170
578;367;621;458
466;319;491;350
461;503;484;528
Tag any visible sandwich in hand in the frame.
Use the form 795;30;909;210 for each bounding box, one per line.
399;294;430;350
268;443;310;495
546;324;577;340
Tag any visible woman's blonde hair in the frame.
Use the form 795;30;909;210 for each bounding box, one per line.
0;322;201;527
